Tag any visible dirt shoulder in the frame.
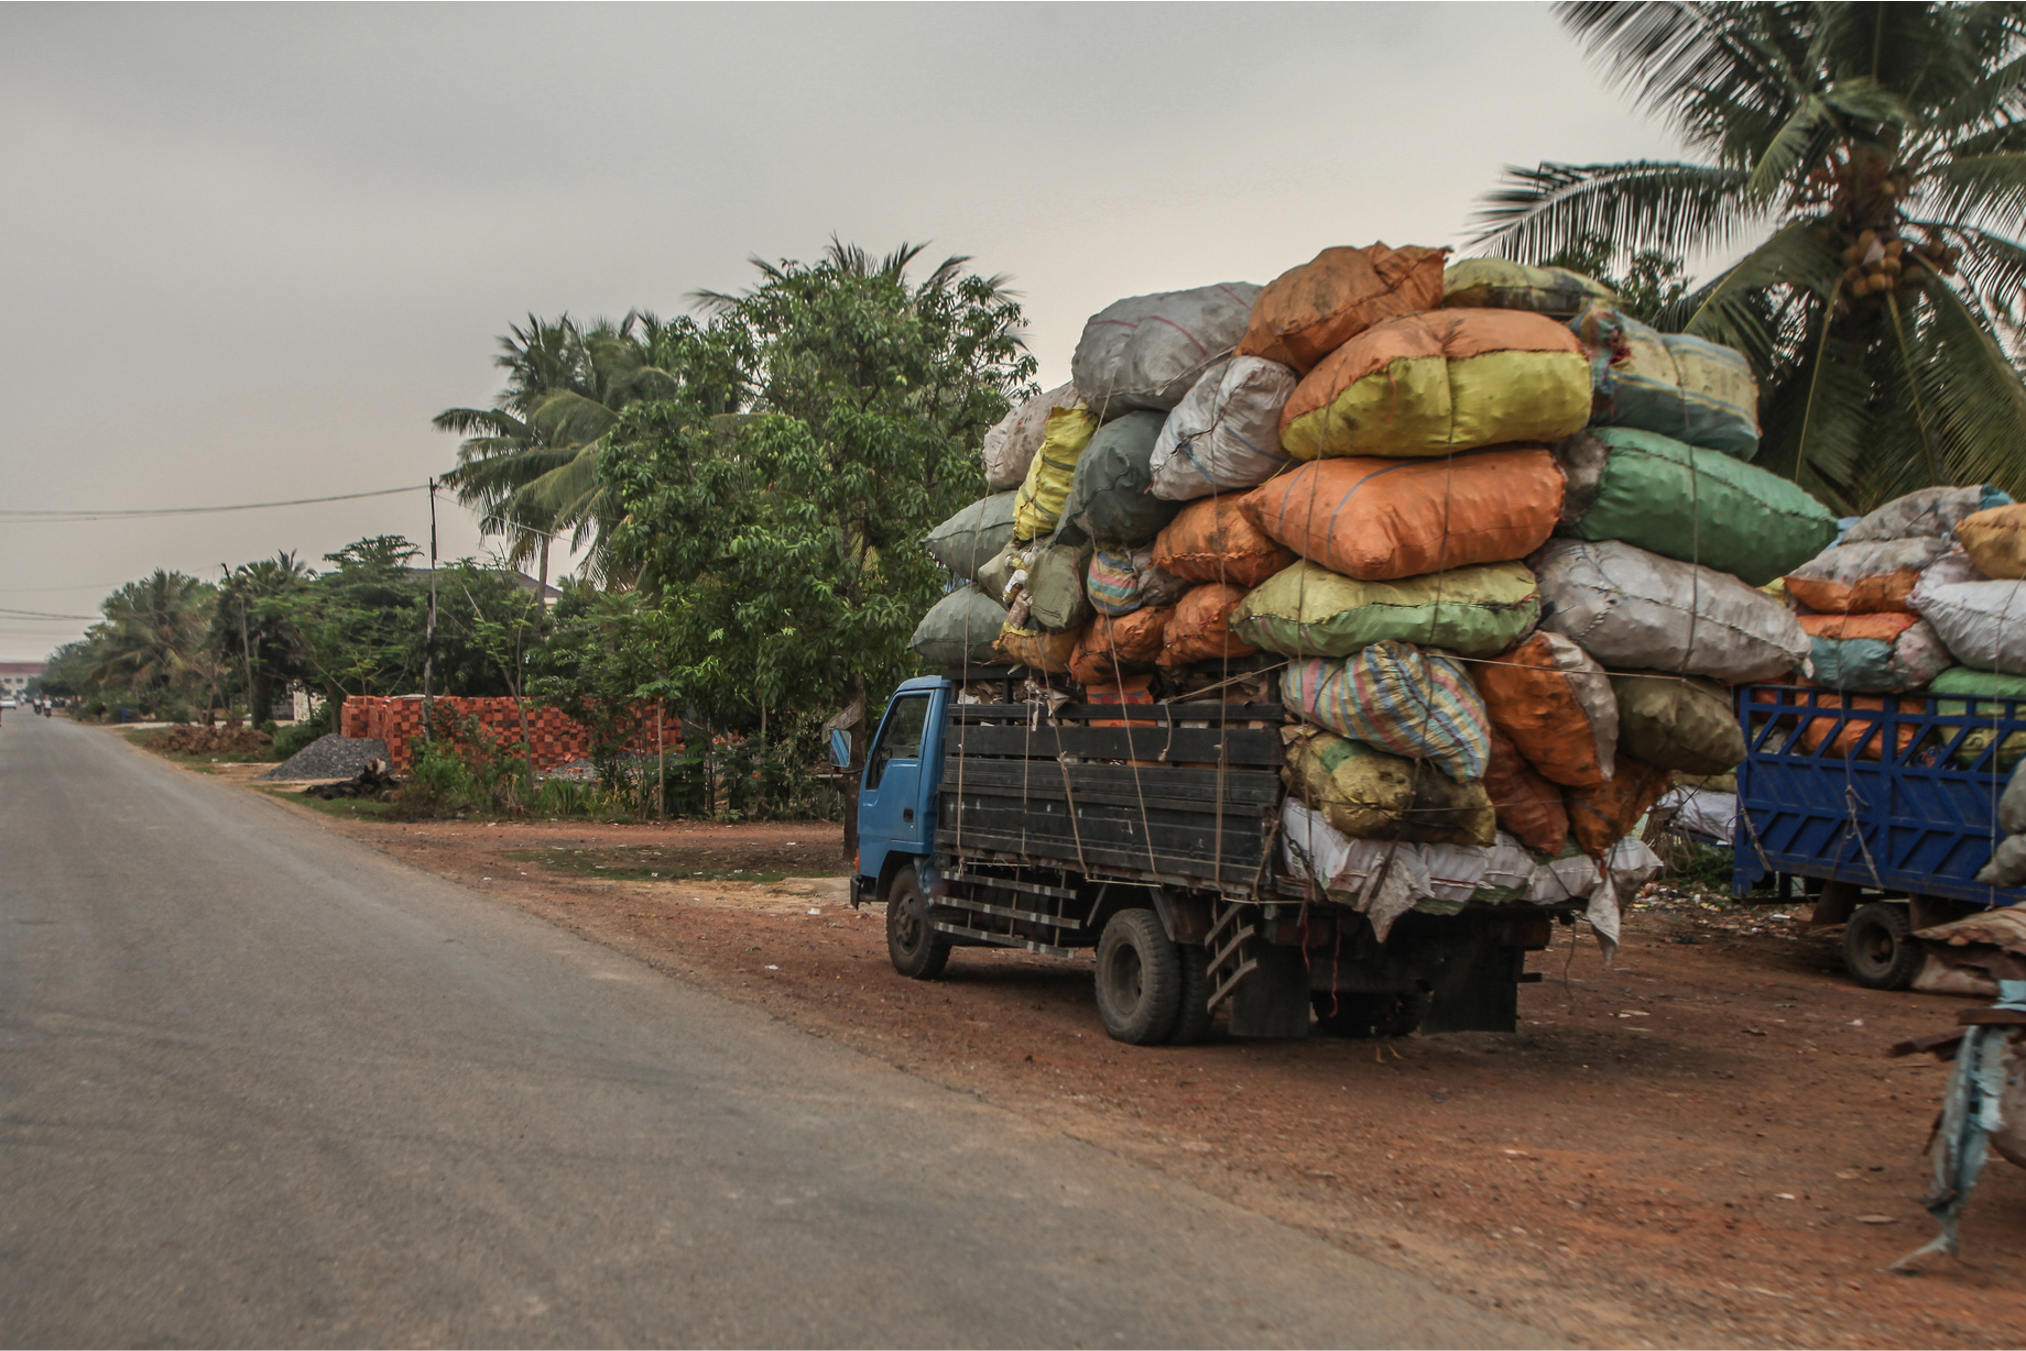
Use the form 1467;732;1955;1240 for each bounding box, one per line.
227;772;2026;1349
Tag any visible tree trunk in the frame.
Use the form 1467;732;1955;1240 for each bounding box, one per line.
252;667;274;727
841;671;865;863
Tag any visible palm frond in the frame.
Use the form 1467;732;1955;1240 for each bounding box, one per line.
1472;160;1752;262
1900;275;2026;495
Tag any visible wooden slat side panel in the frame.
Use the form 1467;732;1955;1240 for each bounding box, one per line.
947;723;1283;768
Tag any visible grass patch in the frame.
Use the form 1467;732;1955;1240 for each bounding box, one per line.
255;785;400;820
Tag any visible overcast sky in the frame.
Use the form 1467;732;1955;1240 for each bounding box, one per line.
0;1;1683;662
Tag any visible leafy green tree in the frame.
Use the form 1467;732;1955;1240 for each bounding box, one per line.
1475;1;2026;510
601;240;1033;842
291;536;429;708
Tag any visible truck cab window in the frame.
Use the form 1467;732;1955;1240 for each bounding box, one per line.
866;695;930;790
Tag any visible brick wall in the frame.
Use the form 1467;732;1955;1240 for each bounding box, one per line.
341;695;668;772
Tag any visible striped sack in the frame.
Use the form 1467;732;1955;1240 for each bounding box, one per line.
1281;640;1491;783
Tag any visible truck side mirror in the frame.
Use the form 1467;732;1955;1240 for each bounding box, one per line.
829;728;852;770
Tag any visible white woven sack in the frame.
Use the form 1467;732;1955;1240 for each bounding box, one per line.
1910;574;2026;675
1148;356;1297;500
1536;538;1809;682
981;382;1076;492
1071;282;1261;420
1842;484;2010;543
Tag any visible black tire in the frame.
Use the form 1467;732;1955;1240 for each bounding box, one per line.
886;866;950;980
1167;943;1215;1045
1844;901;1920;990
1094;909;1183;1045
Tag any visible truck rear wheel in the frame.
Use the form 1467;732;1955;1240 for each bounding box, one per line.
1094;909;1182;1045
1844;901;1920;990
886;866;950;980
1167;944;1215;1046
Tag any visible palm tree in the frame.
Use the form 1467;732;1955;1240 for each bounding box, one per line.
1474;2;2026;510
90;571;215;714
435;314;690;583
213;552;312;722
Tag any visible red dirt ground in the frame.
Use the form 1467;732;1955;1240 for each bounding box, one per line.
245;786;2026;1349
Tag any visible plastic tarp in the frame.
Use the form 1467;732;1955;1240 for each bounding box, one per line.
1240;447;1562;582
1232;559;1539;660
1610;672;1747;775
1654;785;1738;842
1279;309;1592;461
1071;283;1261;419
1534;539;1810;683
1013;405;1097;541
1559;427;1837;586
1798;613;1953;693
1057;410;1179;546
1571;306;1760;459
1238;243;1446;375
1843;484;2014;544
1958;503;2026;579
1785;537;1951;613
1150;494;1295;588
982;382;1078;491
910;586;1011;667
1149;357;1296;500
1441;258;1615;319
924;492;1018;583
1912;573;2026;676
1283;642;1492;783
1281;722;1495;846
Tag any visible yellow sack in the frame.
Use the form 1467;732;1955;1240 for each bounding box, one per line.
1282;723;1495;846
994;622;1078;674
1958;503;2026;579
1441;258;1615;319
1013;404;1097;541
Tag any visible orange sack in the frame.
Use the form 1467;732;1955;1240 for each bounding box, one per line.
1747;683;1920;761
1565;751;1673;859
1483;725;1570;855
1151;493;1297;587
1237;243;1447;374
1467;631;1620;791
1158;584;1260;666
1068;607;1174;686
1238;446;1562;581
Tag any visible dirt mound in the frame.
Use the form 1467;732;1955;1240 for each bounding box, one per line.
146;725;272;757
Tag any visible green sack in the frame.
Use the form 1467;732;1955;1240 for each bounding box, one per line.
1027;539;1094;633
975;541;1022;603
1610;672;1746;776
1057;410;1180;546
1232;559;1540;660
924;492;1018;582
1929;665;2026;770
1560;427;1836;585
910;587;1011;668
1282;723;1495;846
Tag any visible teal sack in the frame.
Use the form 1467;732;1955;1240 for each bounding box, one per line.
924;492;1018;582
1559;427;1836;585
1572;307;1760;459
910;587;1010;667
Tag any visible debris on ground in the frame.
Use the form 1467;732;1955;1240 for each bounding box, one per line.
145;725;272;757
258;733;391;782
301;759;399;800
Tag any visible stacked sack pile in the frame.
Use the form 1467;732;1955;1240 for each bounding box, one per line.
910;246;1835;952
1757;482;2026;884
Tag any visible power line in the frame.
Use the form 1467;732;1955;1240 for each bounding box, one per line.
0;484;429;523
0;607;97;621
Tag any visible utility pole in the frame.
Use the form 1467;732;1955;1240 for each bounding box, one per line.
423;478;438;741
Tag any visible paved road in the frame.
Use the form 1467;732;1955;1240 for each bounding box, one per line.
0;716;1544;1348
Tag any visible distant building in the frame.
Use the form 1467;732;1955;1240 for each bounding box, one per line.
0;661;45;698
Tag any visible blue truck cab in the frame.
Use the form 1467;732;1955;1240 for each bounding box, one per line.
850;676;949;911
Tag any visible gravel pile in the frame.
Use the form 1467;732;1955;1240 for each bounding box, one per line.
258;734;391;782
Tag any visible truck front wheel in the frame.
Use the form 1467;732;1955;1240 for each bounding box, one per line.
1844;901;1920;990
886;866;950;980
1094;909;1183;1045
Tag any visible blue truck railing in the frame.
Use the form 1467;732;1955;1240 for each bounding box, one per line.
1733;683;2026;909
